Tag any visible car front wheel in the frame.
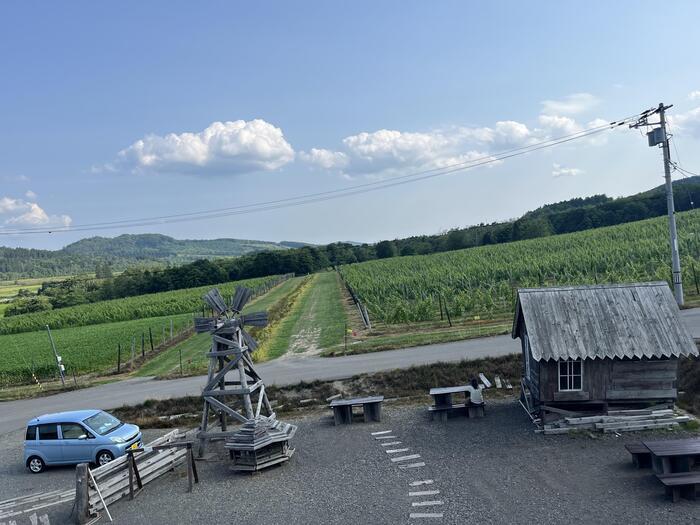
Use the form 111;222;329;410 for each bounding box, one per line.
96;450;114;467
27;456;45;474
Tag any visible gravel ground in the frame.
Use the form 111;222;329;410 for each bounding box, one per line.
1;402;698;524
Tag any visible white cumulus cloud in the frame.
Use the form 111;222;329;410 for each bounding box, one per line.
301;104;610;177
327;128;497;176
116;119;295;176
537;115;582;136
688;91;700;101
541;93;599;115
0;196;72;229
298;148;349;169
668;106;700;138
106;95;611;180
0;197;27;213
552;163;584;178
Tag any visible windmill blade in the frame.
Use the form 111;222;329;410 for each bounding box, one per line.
214;318;241;335
230;286;254;312
194;317;217;333
241;329;259;352
203;288;227;315
241;311;268;327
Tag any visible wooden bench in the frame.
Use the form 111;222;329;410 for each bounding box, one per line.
624;442;651;468
656;472;700;502
329;396;384;425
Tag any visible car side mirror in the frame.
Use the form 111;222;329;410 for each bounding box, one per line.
78;434;88;440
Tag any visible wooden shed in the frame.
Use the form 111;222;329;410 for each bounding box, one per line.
512;282;698;417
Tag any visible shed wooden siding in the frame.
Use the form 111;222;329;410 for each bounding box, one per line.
607;358;677;400
511;282;698;361
537;357;677;403
518;322;540;404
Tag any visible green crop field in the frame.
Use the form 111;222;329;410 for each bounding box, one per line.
136;276;306;377
0;313;196;386
0;275;280;335
339;209;700;324
0;275;287;386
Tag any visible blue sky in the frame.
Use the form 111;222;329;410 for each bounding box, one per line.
1;1;700;249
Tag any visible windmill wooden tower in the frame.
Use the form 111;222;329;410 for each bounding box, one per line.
195;287;296;470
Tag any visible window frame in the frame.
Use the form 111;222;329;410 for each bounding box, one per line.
558;358;583;392
37;423;60;440
60;422;93;440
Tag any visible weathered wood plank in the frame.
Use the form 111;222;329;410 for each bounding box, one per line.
607;389;677;400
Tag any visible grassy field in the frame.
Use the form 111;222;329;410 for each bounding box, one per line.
0;275;279;334
0;278;47;318
0;275;288;386
339;209;700;325
139;272;348;378
136;277;306;377
257;271;347;360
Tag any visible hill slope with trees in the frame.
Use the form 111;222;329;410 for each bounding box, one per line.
2;176;699;285
0;234;292;279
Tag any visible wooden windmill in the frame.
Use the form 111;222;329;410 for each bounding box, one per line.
195;287;296;470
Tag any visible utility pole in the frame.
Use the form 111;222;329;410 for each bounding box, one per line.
46;324;66;386
630;103;684;305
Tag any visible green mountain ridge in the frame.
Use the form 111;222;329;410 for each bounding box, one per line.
0;234;292;279
2;176;699;281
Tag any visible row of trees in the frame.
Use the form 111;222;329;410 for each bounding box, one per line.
6;178;700;314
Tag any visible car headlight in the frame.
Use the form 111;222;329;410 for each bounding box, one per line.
110;437;126;444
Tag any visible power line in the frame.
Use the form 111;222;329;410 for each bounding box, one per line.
1;120;625;234
0;110;649;236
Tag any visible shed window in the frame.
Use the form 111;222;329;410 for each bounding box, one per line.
558;359;583;391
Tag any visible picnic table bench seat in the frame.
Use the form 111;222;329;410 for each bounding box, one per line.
656;472;700;502
624;442;651;468
329;396;384;425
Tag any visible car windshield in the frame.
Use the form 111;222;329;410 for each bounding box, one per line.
83;411;123;436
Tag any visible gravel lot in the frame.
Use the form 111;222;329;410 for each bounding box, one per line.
1;401;698;524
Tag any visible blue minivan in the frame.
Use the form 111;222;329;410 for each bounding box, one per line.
24;409;142;473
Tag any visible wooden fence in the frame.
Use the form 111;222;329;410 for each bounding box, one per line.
336;271;371;329
75;429;195;524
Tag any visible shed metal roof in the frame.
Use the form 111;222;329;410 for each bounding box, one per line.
511;281;698;361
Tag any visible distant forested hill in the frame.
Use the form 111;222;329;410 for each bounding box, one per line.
2;177;700;281
0;234;290;279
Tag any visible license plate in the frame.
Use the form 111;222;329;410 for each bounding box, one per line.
129;442;139;450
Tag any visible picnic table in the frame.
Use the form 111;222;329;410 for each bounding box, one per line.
430;386;469;408
429;386;485;421
642;438;700;474
329;396;384;425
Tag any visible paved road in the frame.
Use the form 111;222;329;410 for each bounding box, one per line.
0;335;517;433
2;308;699;433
